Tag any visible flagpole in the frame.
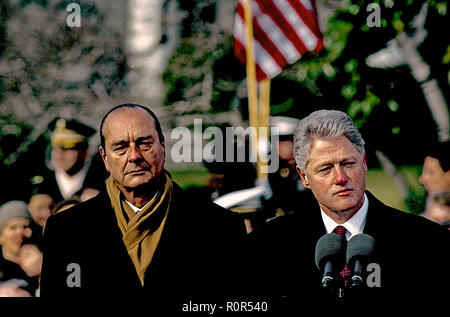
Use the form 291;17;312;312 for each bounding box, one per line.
258;78;270;179
242;0;262;180
235;0;324;181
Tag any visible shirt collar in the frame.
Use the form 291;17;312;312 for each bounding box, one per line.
54;167;87;199
125;190;159;214
320;193;369;240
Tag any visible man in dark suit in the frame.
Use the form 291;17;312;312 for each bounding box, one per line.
40;104;247;303
248;110;448;310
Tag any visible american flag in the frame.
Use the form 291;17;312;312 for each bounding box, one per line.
233;0;324;81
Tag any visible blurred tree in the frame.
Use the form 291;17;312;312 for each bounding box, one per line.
0;0;128;203
277;0;449;166
0;0;126;122
163;0;448;213
164;0;449;166
163;0;247;129
281;0;449;213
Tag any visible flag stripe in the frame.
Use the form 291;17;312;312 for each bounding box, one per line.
233;7;247;63
254;41;282;79
273;0;318;51
256;0;308;56
233;13;280;80
254;0;303;62
299;0;313;11
233;0;323;81
253;18;289;68
287;0;322;40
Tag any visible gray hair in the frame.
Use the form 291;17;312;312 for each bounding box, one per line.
294;110;365;171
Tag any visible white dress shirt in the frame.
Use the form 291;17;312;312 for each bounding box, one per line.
125;191;159;214
320;193;369;240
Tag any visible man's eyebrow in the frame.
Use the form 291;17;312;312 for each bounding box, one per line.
111;140;128;148
136;135;154;142
110;135;154;147
314;161;332;171
314;156;357;168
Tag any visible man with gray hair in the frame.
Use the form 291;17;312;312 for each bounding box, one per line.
293;110;368;227
248;109;448;310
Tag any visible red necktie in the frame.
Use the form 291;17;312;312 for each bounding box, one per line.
333;226;351;286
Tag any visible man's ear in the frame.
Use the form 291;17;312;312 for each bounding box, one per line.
99;146;110;173
296;165;310;188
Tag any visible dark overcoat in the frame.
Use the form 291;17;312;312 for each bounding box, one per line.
40;183;248;301
247;191;449;310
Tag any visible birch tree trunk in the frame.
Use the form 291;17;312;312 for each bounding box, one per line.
126;0;168;107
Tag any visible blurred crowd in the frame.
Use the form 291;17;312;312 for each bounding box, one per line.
0;117;107;297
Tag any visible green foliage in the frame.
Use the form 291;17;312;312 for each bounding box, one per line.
405;187;427;215
270;98;294;115
164;31;244;116
163;1;246;124
170;167;210;188
163;0;448;169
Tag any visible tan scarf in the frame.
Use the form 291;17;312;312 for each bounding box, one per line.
106;172;173;286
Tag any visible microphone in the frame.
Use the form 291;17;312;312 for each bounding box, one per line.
315;233;346;288
346;234;376;288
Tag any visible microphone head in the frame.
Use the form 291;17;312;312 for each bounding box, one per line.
315;233;346;270
346;233;376;264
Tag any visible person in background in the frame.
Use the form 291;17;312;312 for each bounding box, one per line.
17;243;43;297
200;124;257;201
31;117;107;205
0;200;39;296
27;188;54;229
419;141;450;221
261;116;316;221
25;188;50;249
208;117;315;233
419;140;450;194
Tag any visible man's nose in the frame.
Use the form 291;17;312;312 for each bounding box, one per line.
17;227;27;240
128;144;143;161
334;166;348;185
418;172;426;185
